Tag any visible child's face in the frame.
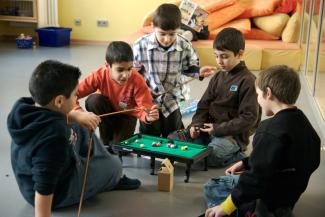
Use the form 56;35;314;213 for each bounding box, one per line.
214;49;242;72
108;61;133;84
256;87;274;117
60;86;78;115
154;27;178;48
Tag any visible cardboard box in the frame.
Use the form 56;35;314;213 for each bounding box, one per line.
158;158;174;192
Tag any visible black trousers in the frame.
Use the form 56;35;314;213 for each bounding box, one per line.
140;108;184;138
85;94;137;146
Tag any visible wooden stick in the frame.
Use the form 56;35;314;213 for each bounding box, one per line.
77;132;93;217
98;108;141;118
99;77;200;118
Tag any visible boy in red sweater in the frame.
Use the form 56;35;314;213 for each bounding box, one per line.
69;41;159;152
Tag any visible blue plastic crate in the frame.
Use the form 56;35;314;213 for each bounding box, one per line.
35;27;72;47
180;99;199;116
16;38;33;49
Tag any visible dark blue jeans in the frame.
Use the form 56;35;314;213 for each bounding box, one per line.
203;175;294;217
203;175;239;208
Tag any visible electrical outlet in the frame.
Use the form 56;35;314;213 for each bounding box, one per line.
74;18;81;26
97;19;108;27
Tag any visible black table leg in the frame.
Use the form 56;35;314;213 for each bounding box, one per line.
184;162;192;183
204;157;208;171
118;151;123;163
150;157;155;175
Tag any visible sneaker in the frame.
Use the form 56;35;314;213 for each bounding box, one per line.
113;175;141;190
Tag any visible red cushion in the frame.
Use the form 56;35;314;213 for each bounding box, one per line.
244;28;280;40
275;0;297;14
297;0;321;14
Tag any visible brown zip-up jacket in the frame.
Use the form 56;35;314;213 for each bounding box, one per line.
190;61;260;150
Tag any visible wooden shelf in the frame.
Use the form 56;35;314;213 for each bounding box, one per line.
0;0;37;23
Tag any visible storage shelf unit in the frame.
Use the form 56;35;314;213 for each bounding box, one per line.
0;0;37;23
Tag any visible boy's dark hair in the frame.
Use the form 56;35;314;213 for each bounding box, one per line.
256;65;301;104
213;27;245;56
29;60;81;106
152;3;181;30
105;41;133;66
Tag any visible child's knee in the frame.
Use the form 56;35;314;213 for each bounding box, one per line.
167;129;190;142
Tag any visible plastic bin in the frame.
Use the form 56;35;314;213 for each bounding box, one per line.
16;37;33;49
35;27;72;47
180;99;199;116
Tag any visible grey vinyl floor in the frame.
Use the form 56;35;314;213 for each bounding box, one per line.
0;42;324;217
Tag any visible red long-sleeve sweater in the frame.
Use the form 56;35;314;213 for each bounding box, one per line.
75;66;153;122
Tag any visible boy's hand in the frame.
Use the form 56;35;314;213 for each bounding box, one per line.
205;205;227;217
189;126;200;139
145;105;159;122
199;123;214;135
69;109;101;131
35;192;53;217
199;66;217;78
225;161;245;175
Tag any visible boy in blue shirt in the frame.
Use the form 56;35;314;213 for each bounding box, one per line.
8;60;140;217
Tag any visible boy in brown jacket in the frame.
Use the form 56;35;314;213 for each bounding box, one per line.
169;28;260;167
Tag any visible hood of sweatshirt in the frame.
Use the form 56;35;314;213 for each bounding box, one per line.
7;97;66;146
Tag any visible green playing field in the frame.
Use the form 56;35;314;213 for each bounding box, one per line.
119;134;207;158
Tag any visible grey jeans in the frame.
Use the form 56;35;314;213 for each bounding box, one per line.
54;124;122;209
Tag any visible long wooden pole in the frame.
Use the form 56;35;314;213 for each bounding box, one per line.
98;108;141;118
97;77;200;118
77;132;93;217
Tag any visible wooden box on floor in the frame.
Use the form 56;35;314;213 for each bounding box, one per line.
158;158;174;192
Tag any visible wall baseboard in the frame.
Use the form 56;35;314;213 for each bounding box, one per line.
0;34;110;45
71;39;110;45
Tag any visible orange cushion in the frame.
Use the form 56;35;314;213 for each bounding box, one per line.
238;0;282;18
275;0;297;14
244;28;280;40
209;19;251;40
297;0;321;15
207;3;246;31
193;0;236;13
140;25;154;34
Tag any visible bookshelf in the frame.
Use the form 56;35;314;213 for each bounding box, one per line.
0;0;37;23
